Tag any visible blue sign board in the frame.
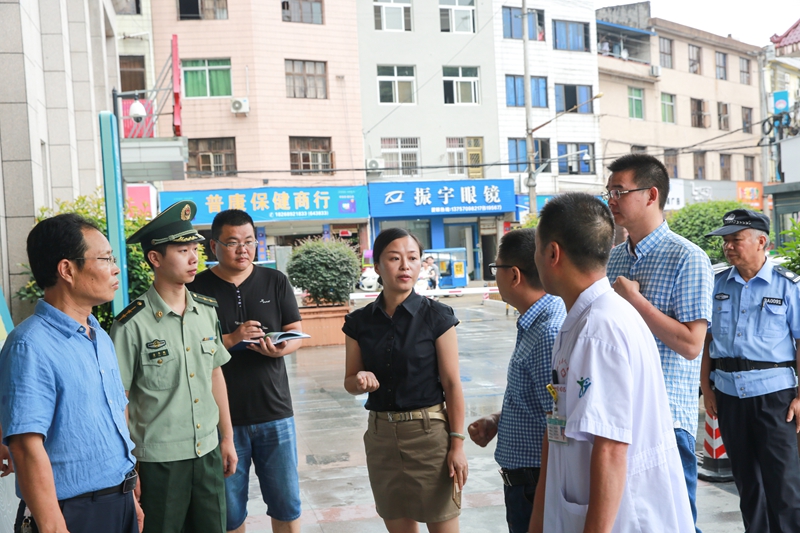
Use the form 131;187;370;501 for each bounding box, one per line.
369;179;516;218
774;90;789;115
160;186;369;225
514;194;558;222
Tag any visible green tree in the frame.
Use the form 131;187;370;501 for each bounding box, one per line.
287;237;360;306
667;200;750;264
519;213;538;228
777;219;800;274
14;190;207;331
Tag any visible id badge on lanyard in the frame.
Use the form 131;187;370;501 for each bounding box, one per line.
546;383;568;444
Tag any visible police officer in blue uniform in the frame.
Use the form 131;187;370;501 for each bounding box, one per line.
700;209;800;533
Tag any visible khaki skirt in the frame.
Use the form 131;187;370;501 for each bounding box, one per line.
363;407;460;523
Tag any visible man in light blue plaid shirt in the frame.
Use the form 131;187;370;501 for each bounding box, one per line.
468;229;566;533
605;154;713;533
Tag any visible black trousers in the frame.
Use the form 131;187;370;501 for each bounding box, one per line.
716;388;800;533
15;490;138;533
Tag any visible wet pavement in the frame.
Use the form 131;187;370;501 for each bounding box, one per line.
243;296;744;532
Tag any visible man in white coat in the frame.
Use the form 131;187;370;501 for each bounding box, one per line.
529;192;693;533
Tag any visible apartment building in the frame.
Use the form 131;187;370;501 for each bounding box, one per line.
149;0;367;250
494;0;602;206
596;2;762;209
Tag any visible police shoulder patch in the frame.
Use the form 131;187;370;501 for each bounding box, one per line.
775;265;800;283
191;292;218;307
115;299;145;323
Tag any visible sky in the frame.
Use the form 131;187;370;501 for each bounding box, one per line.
594;0;799;47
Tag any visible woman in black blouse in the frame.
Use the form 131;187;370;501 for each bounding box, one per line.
343;228;468;533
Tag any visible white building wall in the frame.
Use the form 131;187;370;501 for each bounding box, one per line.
493;0;602;196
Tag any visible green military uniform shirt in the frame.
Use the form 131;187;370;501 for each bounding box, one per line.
111;285;231;463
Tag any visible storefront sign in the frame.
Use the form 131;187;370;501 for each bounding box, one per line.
665;179;686;210
160;186;369;225
369;179;515;218
736;181;763;210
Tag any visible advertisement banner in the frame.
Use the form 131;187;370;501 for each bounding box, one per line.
369;179;516;218
160;186;369;225
736;181;763;210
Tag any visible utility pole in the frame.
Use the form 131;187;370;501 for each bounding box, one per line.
522;0;537;218
758;50;771;220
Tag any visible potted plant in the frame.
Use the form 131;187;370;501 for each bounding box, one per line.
287;237;361;347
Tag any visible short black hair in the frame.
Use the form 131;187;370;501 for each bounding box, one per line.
607;153;670;210
537;193;615;272
27;213;100;289
143;243;169;270
497;228;542;289
211;209;256;241
373;228;423;264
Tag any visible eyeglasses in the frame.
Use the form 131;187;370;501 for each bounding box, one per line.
488;263;515;276
72;256;118;267
215;240;257;250
601;187;651;201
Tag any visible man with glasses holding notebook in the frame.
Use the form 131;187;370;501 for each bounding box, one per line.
604;154;713;533
188;210;303;533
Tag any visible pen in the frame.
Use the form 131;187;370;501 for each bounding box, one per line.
202;336;216;341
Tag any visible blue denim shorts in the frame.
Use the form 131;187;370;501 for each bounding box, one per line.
225;417;302;529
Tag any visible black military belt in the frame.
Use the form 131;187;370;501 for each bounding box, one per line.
499;467;539;487
68;470;138;501
713;358;795;372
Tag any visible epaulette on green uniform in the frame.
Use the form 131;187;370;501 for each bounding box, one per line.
775;265;800;283
115;299;145;324
191;292;218;307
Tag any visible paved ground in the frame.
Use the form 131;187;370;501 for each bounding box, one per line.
243;295;745;532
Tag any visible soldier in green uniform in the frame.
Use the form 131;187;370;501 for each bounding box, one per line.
111;200;237;533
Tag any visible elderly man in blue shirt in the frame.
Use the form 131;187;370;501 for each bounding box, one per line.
0;214;142;533
468;228;566;533
700;209;800;533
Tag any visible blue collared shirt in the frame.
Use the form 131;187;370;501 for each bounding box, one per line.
607;221;714;436
0;300;136;500
495;294;566;469
710;260;800;398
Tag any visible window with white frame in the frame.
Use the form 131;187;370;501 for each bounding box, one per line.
285;60;327;99
377;66;415;104
374;0;411;31
439;0;475;33
661;93;675;123
182;59;232;98
381;137;420;176
443;67;479;104
289;137;333;174
446;137;466;176
282;0;323;24
628;87;643;119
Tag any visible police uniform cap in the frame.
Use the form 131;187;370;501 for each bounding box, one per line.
705;209;770;237
128;201;205;252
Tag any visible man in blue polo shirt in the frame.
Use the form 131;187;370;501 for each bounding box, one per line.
468;228;566;533
701;209;800;532
0;214;141;533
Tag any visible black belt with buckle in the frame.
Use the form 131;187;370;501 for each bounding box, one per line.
713;358;796;372
499;467;540;487
67;470;138;500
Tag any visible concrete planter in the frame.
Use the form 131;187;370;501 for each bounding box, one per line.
299;305;350;347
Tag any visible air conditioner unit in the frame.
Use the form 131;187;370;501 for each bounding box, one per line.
366;158;385;172
650;65;661;77
231;97;250;114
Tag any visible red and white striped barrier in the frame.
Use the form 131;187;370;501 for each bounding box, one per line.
349;286;499;301
698;412;733;482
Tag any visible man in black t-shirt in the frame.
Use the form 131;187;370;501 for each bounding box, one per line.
188;210;302;533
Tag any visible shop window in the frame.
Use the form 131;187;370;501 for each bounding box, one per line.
380;219;431;250
179;0;227;20
283;0;323;24
290;137;333;174
502;7;544;40
187;138;237;177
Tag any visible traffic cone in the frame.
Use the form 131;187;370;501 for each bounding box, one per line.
697;412;733;482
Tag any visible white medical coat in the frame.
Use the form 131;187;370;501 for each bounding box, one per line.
544;278;693;532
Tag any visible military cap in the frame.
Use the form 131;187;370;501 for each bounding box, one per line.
128;200;205;252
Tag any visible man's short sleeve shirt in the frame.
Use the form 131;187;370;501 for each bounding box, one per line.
111;285;230;462
187;266;302;425
0;301;136;499
495;294;566;469
710;260;800;398
606;221;713;436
